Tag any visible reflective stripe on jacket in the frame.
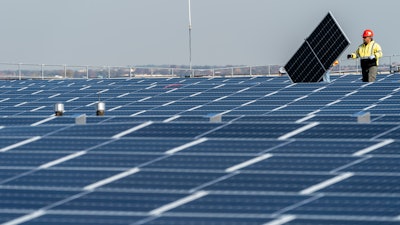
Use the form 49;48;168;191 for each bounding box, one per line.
350;40;383;65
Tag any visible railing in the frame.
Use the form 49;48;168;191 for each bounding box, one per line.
1;55;400;80
0;63;284;80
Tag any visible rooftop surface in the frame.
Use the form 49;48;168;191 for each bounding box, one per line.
0;74;400;225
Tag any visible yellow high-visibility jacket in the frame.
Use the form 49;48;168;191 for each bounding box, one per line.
349;40;383;65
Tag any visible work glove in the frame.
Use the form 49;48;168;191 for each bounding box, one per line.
369;55;375;60
347;54;352;59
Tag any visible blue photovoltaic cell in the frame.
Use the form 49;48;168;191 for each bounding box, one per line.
170;194;309;214
286;219;400;225
340;158;400;173
0;126;65;137
102;116;171;123
99;170;226;191
9;138;106;152
42;116;108;125
146;155;255;171
0;152;71;167
0;213;26;224
233;115;305;123
90;138;190;153
0;169;29;182
0;138;30;148
122;123;220;138
51;153;163;169
0;117;47;126
53;192;187;212
4;169;125;188
290;196;400;217
204;173;333;192
318;175;400;194
269;140;375;154
181;139;284;154
370;142;400;155
381;128;400;139
292;124;397;139
49;123;144;138
19;215;146;225
242;156;357;172
206;123;303;139
0;189;78;210
145;217;272;225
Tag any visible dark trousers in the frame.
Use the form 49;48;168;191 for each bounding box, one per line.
361;66;378;82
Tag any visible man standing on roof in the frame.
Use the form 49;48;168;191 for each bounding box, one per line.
347;29;383;82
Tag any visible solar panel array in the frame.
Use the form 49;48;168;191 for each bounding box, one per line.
285;12;350;83
0;74;400;225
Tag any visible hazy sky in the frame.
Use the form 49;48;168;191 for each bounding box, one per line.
0;0;398;67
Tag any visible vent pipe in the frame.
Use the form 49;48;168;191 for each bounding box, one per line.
96;102;105;116
54;103;64;116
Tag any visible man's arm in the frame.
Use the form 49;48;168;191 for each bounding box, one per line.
374;43;383;59
347;47;359;59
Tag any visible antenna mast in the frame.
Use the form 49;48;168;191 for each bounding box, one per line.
188;0;193;76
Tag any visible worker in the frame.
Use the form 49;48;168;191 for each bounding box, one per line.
347;29;383;82
323;60;339;83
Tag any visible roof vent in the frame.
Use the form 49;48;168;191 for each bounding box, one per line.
96;102;105;116
54;103;64;116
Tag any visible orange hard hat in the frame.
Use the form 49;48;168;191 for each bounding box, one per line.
362;29;374;38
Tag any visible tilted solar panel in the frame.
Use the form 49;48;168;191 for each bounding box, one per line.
285;12;350;83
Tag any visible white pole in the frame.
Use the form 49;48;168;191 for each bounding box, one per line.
188;0;193;77
188;0;192;30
